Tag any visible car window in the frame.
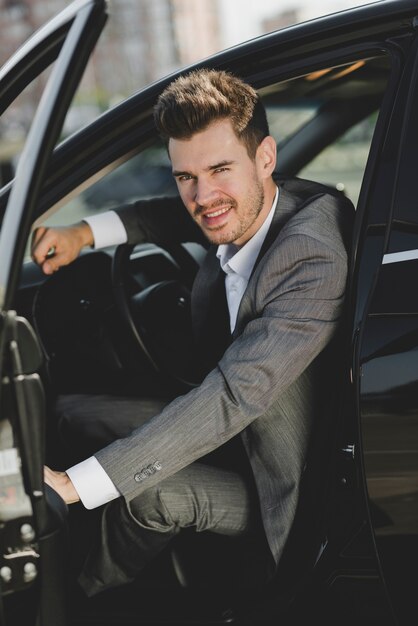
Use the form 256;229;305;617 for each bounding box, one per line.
266;101;378;205
37;139;177;231
79;142;177;213
299;112;378;205
266;104;318;144
0;8;117;190
0;67;52;187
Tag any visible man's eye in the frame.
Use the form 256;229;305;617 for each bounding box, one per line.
214;167;229;174
177;175;192;182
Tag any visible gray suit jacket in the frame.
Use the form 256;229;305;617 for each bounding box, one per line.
95;177;353;565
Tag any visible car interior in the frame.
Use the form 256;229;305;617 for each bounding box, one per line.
1;50;394;625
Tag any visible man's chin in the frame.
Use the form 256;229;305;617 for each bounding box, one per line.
205;232;235;246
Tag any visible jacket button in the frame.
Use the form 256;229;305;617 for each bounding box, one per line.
134;462;162;483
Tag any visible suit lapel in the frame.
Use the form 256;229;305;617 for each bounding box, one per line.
254;186;298;274
232;185;299;339
192;185;301;348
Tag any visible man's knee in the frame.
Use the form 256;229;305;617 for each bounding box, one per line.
128;479;194;532
127;486;175;533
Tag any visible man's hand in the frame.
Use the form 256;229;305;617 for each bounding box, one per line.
44;466;80;504
31;222;94;275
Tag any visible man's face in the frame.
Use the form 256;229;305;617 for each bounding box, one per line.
169;119;276;247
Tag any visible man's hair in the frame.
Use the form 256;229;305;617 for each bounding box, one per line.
153;69;270;159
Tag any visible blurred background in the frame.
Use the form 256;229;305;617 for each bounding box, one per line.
0;0;377;131
0;0;379;190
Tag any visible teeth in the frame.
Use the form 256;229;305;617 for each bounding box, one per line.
206;206;230;218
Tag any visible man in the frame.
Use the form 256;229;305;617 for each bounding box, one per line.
33;69;353;596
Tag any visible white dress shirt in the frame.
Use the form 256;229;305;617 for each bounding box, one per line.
83;211;128;248
67;187;279;508
217;187;278;332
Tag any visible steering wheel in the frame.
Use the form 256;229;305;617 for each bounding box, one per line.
111;243;200;389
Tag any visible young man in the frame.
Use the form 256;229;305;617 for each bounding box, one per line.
33;69;353;595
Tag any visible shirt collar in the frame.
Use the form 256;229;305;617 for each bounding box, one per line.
217;186;279;280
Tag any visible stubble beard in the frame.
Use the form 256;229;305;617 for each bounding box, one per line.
198;179;265;246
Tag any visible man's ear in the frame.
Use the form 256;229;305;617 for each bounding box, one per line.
256;135;277;179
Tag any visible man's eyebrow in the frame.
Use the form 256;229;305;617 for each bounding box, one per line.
207;160;235;171
172;160;235;177
172;169;191;177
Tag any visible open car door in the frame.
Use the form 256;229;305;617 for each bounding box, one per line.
0;1;108;624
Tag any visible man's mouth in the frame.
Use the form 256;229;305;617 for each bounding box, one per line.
205;206;231;218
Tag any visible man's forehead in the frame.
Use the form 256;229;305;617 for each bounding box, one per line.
168;120;247;169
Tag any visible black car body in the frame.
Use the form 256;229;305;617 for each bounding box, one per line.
0;0;417;624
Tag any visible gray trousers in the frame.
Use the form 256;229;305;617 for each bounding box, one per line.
56;395;267;597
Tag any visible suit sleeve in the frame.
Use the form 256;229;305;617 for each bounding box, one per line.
94;225;348;502
114;195;207;247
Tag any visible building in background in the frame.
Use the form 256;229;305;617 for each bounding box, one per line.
171;0;221;67
0;0;221;120
0;0;370;138
218;0;377;47
261;0;377;31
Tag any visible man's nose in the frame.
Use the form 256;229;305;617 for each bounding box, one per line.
194;178;217;206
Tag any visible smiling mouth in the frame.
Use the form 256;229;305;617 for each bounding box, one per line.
203;206;231;219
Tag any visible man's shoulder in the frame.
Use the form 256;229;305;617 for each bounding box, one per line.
275;174;353;210
273;175;355;253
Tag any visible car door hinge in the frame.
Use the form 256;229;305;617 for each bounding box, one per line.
0;519;40;593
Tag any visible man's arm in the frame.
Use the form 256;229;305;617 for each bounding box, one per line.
113;195;205;246
32;196;206;275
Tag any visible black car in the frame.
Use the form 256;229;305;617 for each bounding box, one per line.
0;0;417;624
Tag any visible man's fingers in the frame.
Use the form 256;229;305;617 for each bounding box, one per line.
31;228;70;273
31;228;56;263
44;465;61;481
43;466;80;505
31;226;45;245
41;251;67;275
44;466;58;476
44;466;66;488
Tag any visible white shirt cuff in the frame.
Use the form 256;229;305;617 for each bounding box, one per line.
83;211;128;249
66;456;120;509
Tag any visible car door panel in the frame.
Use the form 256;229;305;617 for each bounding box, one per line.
0;1;108;624
357;32;418;625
